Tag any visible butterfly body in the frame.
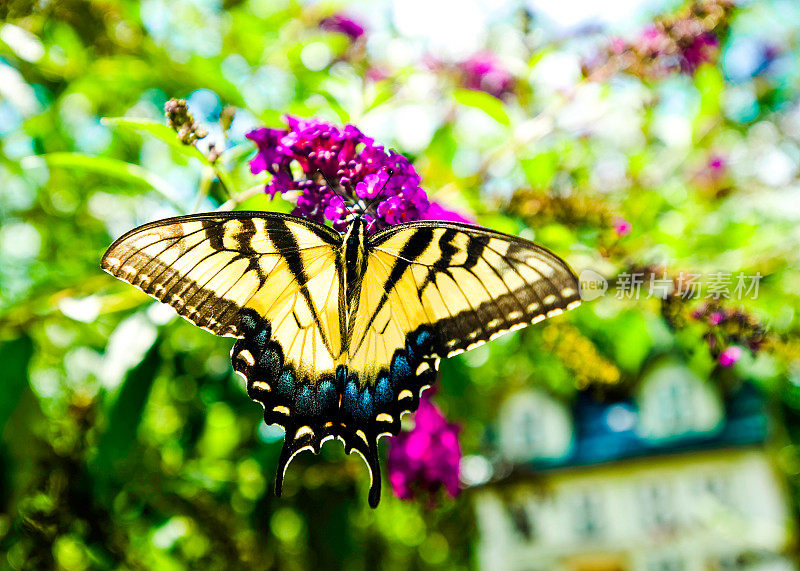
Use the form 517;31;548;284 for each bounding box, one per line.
102;211;581;506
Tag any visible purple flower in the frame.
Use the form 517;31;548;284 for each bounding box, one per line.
387;394;461;502
680;32;719;74
613;217;632;236
708;311;725;325
460;52;515;99
637;24;671;56
247;116;441;232
719;345;743;367
319;14;365;41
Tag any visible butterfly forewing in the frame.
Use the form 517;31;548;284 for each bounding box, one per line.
365;221;582;359
101;212;342;338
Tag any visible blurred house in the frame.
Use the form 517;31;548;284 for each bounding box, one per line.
472;360;796;571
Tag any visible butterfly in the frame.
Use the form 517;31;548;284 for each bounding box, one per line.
101;210;581;506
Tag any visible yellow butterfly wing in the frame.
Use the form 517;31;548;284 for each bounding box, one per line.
348;220;581;415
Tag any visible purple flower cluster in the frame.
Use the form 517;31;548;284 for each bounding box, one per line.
247;116;471;231
584;0;735;81
690;302;767;367
459;52;515;99
319;14;365;41
387;394;461;502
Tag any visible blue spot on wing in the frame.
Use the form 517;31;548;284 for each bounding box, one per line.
276;370;295;397
357;388;373;421
390;353;410;385
375;376;392;408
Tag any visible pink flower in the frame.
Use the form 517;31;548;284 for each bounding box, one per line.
460;52;515;99
319;14;365;41
387;395;461;502
613;217;632;236
719;345;743;367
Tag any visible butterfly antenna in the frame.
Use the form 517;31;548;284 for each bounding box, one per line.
316;169;355;215
363;167;395;215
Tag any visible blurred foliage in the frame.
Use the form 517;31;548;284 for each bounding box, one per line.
1;0;800;568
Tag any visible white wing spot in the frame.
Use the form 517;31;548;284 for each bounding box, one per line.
468;330;479;339
526;302;540;312
561;287;576;297
416;362;431;375
508;310;523;320
398;389;413;401
509;323;527;332
273;405;290;415
252;380;271;391
487;318;501;328
356;430;369;444
532;314;545;324
466;340;486;351
376;413;394;423
238;349;255;366
543;294;558;305
567;300;582;310
434;357;441;370
489;330;507;341
446;339;458;347
447;348;465;357
295;426;314;440
547;308;564;318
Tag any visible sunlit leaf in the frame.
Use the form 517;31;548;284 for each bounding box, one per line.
452;88;511;126
24;153;184;210
102;117;209;164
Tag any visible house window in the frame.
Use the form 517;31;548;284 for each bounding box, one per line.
507;502;535;541
498;391;573;462
573;491;603;539
638;483;676;532
658;380;692;434
637;363;723;440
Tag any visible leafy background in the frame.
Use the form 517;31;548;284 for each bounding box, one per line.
1;0;800;568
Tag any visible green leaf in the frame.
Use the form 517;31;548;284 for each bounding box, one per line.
452;88;511;126
0;336;34;432
24;153;184;210
521;150;558;188
104;117;239;196
102;117;209;165
94;339;161;472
